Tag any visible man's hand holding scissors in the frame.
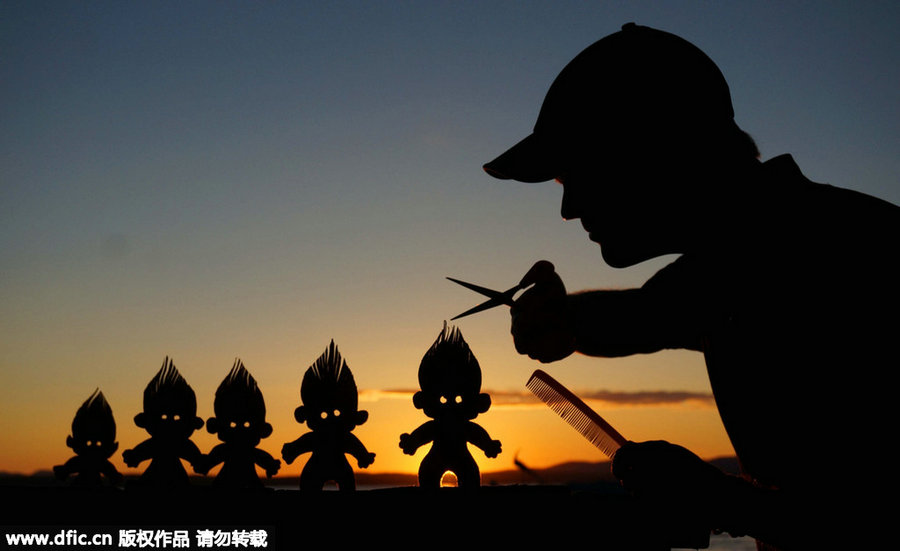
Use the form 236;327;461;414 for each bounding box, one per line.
510;260;576;363
448;260;576;363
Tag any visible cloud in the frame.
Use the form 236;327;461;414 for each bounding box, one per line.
576;389;715;408
362;388;715;409
359;389;416;402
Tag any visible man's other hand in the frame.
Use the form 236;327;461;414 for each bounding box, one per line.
612;440;729;499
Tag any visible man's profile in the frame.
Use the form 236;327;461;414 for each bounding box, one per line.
484;23;897;550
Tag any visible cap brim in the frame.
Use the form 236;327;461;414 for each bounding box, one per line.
482;133;558;183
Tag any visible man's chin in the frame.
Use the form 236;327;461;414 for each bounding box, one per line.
599;242;651;269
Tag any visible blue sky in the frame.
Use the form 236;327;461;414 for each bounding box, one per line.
1;1;897;473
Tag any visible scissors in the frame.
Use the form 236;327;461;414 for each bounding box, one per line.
446;277;530;320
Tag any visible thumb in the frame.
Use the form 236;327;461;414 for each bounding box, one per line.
519;260;559;287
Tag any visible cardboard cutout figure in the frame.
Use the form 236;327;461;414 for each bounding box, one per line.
122;357;204;486
282;341;375;491
54;389;123;486
399;323;501;487
199;360;280;487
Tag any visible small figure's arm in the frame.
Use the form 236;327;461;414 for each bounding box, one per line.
102;459;124;485
178;440;203;473
254;448;281;478
122;440;153;468
281;433;315;465
180;440;205;473
344;433;376;468
197;444;226;475
465;422;501;458
53;457;80;481
399;421;435;455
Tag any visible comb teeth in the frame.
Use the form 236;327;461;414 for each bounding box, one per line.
527;369;628;458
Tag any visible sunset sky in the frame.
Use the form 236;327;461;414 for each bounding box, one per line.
2;2;897;480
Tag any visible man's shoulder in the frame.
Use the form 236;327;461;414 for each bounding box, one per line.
764;154;899;220
641;155;897;290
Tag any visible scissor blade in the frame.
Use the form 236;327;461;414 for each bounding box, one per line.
450;298;505;321
447;276;524;320
446;277;511;301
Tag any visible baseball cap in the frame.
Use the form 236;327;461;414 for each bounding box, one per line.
483;23;735;183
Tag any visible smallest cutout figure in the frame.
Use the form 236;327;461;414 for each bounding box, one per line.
54;389;123;486
282;341;375;491
198;359;280;487
399;322;502;488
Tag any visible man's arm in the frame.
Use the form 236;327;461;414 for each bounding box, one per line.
511;259;707;362
568;286;704;357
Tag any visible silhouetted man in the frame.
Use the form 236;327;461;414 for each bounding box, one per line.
484;23;897;550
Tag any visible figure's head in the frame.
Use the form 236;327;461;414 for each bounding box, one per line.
484;23;759;267
206;359;272;446
67;389;118;459
414;323;490;420
294;340;368;432
134;357;203;439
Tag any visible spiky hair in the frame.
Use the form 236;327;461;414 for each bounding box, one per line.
72;388;116;441
418;322;482;391
143;356;197;414
301;340;358;409
213;359;266;420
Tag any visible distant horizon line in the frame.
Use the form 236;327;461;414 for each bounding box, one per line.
2;454;740;481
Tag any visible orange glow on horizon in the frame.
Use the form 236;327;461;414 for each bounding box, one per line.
14;385;735;481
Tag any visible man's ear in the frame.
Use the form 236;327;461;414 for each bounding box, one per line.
108;442;119;454
355;410;369;425
477;393;492;414
294;406;307;424
206;417;219;434
193;416;204;430
260;422;273;439
66;435;75;449
412;391;425;410
134;413;147;429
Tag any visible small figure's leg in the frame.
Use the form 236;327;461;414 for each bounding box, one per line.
417;451;445;489
453;453;481;488
335;459;357;491
300;464;326;491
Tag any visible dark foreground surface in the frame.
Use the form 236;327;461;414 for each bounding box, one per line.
1;484;713;550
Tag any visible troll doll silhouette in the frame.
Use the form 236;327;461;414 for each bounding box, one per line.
122;357;205;486
54;389;123;486
281;341;375;491
197;360;280;487
399;323;501;488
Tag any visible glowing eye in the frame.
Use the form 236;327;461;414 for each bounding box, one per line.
243;421;250;428
454;395;462;404
95;441;102;447
440;396;448;404
229;421;237;428
161;414;168;420
86;440;93;447
173;414;181;421
333;409;341;417
320;412;328;419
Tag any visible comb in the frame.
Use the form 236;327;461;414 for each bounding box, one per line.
527;369;628;458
